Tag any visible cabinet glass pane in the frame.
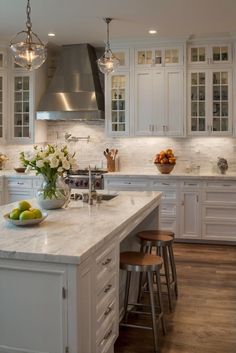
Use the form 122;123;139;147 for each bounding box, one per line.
113;52;125;66
14;75;30;138
111;75;127;132
191;47;205;62
190;72;206;132
212;46;229;62
165;49;179;64
212;71;229;132
154;50;162;64
137;50;152;65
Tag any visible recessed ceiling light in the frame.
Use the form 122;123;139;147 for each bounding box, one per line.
48;33;55;37
149;29;157;34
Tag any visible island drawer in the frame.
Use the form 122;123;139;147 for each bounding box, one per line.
96;319;117;353
95;243;117;285
160;203;176;217
96;274;116;305
96;297;116;339
5;178;33;189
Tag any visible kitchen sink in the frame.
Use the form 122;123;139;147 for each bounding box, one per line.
101;194;118;201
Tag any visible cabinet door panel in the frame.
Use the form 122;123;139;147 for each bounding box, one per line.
0;261;67;353
153;70;165;132
135;71;153;135
180;191;201;238
165;69;184;135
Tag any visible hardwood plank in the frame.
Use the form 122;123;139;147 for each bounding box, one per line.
115;243;236;353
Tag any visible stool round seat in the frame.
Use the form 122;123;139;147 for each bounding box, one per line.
120;251;163;272
138;232;173;245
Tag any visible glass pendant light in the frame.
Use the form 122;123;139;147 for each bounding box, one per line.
97;18;119;75
9;0;47;71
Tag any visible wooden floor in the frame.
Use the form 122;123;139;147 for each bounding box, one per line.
114;243;236;353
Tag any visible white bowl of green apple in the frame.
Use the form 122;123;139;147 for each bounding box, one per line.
4;200;47;226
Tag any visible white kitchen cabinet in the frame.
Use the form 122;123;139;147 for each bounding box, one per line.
4;176;42;204
135;46;183;68
0;49;7;142
188;43;232;65
0;177;3;205
179;181;201;239
0;259;68;353
202;180;236;241
105;72;129;136
134;68;184;136
188;69;232;135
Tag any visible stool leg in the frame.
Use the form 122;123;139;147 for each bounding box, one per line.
124;271;131;323
137;272;143;303
156;269;166;335
163;246;173;312
169;244;178;298
147;271;159;353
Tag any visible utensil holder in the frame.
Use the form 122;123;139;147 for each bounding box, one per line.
107;158;116;172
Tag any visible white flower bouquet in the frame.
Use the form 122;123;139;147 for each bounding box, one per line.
20;144;77;200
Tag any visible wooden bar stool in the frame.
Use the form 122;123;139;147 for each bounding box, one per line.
137;230;178;312
120;251;166;353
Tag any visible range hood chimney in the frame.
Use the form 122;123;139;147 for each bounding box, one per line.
36;44;104;121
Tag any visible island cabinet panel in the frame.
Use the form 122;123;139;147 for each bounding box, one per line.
0;259;68;353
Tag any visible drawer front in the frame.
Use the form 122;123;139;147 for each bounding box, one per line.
203;205;236;220
161;190;177;201
96;298;116;339
95;243;116;287
96;274;116;305
204;181;236;189
152;180;177;189
159;218;178;236
6;178;33;189
96;319;116;353
181;180;201;189
105;178;149;191
160;203;176;217
203;190;236;203
202;222;236;240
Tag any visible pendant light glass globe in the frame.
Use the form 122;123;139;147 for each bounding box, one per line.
9;0;47;71
97;18;119;75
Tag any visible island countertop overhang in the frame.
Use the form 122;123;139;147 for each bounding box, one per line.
0;191;162;265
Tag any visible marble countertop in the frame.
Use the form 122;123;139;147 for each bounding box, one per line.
0;170;40;178
104;171;236;180
0;191;162;265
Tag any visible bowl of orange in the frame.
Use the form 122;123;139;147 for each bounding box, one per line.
154;149;176;174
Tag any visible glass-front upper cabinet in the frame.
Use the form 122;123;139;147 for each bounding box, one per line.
135;46;183;67
111;49;129;69
188;69;232;135
189;44;232;65
106;72;129;136
11;73;33;141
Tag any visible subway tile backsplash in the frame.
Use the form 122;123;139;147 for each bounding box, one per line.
1;121;236;174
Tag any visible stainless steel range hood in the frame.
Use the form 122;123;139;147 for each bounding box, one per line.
36;44;104;121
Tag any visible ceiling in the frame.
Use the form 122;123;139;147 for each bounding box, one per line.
0;0;236;47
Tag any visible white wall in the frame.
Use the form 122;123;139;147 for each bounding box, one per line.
1;121;236;174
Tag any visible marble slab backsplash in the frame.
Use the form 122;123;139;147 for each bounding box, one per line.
1;121;236;174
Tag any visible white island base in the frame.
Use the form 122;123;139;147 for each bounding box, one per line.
0;191;162;353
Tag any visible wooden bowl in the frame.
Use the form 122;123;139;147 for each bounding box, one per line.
155;163;175;174
14;167;26;173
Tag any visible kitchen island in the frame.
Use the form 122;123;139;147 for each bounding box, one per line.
0;191;162;353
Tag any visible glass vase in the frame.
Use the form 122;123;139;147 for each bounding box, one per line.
36;175;70;210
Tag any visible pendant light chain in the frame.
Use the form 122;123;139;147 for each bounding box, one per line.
106;19;110;51
26;0;32;30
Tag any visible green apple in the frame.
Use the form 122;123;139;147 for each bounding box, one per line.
30;208;43;219
9;208;21;220
18;200;31;212
19;210;35;221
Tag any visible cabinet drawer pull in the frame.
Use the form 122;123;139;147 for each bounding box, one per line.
104;305;113;316
103;329;112;340
124;182;131;185
104;284;112;293
17;182;24;185
162;183;170;186
187;183;197;186
222;184;231;187
102;258;112;266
